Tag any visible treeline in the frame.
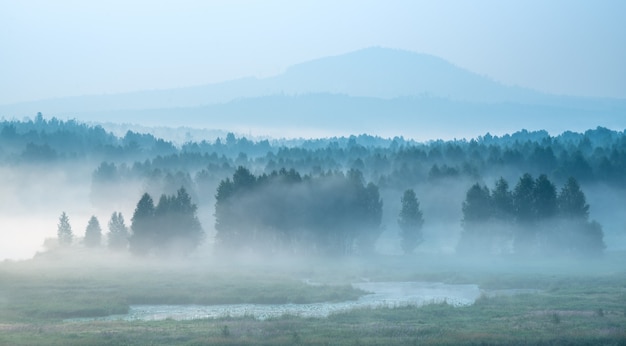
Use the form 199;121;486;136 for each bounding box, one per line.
215;167;382;256
53;188;203;258
6;115;617;257
459;174;605;256
54;170;603;259
55;211;130;251
3;116;626;190
88;128;626;201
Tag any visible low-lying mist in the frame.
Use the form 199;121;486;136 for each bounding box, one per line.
1;117;626;264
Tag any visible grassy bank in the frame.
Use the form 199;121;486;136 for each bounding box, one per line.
1;252;625;345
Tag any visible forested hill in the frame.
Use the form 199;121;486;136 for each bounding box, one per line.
2;48;624;139
3;115;626;256
1;115;626;190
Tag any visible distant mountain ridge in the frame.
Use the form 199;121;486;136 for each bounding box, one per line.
1;47;624;139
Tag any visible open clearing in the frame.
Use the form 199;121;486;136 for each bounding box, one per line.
1;253;625;345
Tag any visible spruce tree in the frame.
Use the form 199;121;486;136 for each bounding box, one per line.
557;177;590;220
84;215;102;247
57;212;73;246
129;193;155;255
398;189;424;254
107;212;129;251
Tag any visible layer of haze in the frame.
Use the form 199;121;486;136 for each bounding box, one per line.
1;0;625;105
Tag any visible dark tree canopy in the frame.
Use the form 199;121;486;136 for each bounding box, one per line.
129;193;155;256
458;174;604;257
491;177;513;222
513;173;536;224
129;188;203;257
557;177;590;220
398;189;424;254
215;167;383;256
533;174;557;220
458;183;494;255
462;184;492;224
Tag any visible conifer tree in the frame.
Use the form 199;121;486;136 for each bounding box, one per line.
129;193;155;255
398;189;424;254
57;212;73;246
84;215;102;247
107;212;129;251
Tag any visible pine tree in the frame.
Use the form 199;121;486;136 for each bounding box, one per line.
129;189;204;256
491;177;513;221
129;193;155;255
512;173;536;254
533;174;557;220
458;183;492;254
513;173;535;224
84;215;102;247
556;177;604;255
557;177;590;220
462;183;492;223
57;212;73;246
107;212;129;251
398;189;424;254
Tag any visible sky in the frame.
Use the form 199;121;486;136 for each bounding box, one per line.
1;0;625;105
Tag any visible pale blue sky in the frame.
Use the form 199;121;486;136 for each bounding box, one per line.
1;0;624;104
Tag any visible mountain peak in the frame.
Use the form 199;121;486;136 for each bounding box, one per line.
277;47;535;102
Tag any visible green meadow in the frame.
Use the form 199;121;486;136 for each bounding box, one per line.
1;252;625;345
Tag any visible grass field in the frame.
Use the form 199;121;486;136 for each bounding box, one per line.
1;251;625;345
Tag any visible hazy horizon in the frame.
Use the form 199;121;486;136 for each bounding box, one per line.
1;0;625;106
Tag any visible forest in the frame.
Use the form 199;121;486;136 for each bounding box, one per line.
0;113;622;258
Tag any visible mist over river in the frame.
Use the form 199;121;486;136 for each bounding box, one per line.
71;282;483;321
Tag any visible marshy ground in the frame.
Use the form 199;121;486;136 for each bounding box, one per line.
1;252;625;345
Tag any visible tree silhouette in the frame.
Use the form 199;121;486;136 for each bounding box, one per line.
129;189;203;256
129;193;155;255
107;212;129;251
533;174;557;220
491;177;513;222
458;183;492;255
398;189;424;254
84;216;102;247
513;173;535;224
557;177;590;220
57;212;73;246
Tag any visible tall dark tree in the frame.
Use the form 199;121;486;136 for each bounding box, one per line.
57;212;73;246
84;215;102;248
533;174;557;220
557;177;590;220
462;183;492;223
512;173;537;254
398;189;424;254
107;212;129;251
554;177;604;255
457;183;492;254
160;187;204;254
233;166;256;190
513;173;536;224
214;178;237;247
129;189;203;256
491;177;513;221
129;193;155;255
354;182;383;254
